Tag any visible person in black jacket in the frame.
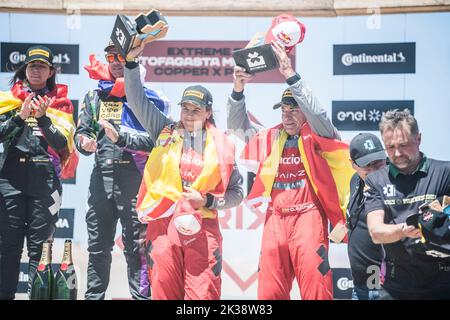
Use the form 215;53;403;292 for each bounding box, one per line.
347;133;386;300
365;109;450;299
0;46;76;299
75;41;169;300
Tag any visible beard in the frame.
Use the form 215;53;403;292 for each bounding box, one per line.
392;152;421;172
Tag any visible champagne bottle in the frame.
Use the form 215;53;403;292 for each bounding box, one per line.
30;240;54;300
53;240;78;300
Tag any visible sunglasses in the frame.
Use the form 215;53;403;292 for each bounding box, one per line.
105;53;125;63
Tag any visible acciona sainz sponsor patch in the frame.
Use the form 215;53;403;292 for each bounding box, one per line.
274;148;307;190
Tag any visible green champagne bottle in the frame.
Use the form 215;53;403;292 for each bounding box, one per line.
53;240;78;300
30;240;54;300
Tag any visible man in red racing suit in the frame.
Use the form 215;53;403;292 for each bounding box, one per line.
227;42;351;299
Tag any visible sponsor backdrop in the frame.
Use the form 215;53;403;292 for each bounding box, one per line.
1;42;79;74
332;100;414;131
0;12;449;299
333;42;416;75
141;40;294;83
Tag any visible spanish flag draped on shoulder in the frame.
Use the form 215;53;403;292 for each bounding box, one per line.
241;122;354;229
0;81;78;179
137;121;235;222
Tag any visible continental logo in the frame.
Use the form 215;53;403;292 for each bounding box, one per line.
1;42;80;74
384;194;436;205
183;90;204;100
333;42;415;75
29;49;50;58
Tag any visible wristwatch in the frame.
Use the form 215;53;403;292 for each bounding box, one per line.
126;56;138;63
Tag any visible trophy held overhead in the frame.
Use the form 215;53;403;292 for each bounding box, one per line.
111;9;169;58
232;14;305;74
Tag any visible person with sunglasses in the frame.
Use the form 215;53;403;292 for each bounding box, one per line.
75;41;169;300
347;133;386;300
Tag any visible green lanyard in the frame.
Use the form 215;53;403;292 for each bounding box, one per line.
88;91;100;135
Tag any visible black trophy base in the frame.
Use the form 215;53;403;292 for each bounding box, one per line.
232;44;280;74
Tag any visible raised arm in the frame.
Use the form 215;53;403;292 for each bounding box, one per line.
226;66;263;143
124;62;173;143
289;76;340;139
271;41;340;140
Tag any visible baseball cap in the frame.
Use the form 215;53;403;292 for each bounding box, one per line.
24;45;53;66
409;198;450;258
350;133;386;167
273;89;298;109
419;208;450;245
167;199;203;247
178;85;213;108
265;14;306;54
104;40;115;52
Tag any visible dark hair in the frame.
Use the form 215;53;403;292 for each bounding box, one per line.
206;106;216;126
9;63;57;91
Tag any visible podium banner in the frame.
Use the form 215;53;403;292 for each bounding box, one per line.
140;40;296;83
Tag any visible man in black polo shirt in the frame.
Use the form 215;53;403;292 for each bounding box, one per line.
365;109;450;299
347;133;386;300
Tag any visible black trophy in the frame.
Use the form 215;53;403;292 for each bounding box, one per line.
232;44;279;74
111;9;168;57
232;32;279;74
232;15;305;74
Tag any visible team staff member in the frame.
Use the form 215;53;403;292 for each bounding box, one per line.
0;46;77;299
123;44;243;300
76;41;169;300
347;133;386;300
227;41;353;300
366;109;450;299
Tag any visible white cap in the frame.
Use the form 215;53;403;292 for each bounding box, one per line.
270;21;302;47
173;214;201;235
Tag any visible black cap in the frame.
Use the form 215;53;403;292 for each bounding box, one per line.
273;89;298;109
407;196;450;257
178;85;213;108
24;45;53;66
104;40;115;52
350;133;386;167
419;208;450;245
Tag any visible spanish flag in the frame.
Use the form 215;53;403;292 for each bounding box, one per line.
136;121;235;222
0;82;78;179
242;123;354;229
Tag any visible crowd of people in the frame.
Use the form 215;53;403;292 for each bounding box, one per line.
0;37;448;300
